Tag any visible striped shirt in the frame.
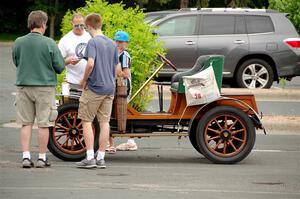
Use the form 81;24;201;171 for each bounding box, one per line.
119;50;131;98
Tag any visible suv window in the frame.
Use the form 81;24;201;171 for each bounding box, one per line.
235;16;246;34
202;15;235;35
157;15;197;36
246;16;274;34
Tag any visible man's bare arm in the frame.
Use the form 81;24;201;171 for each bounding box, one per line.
80;57;94;88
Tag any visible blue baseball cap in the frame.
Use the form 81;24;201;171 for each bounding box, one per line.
114;31;129;42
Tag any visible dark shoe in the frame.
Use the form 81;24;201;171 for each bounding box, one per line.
75;158;97;169
36;158;51;168
22;158;34;168
96;159;106;169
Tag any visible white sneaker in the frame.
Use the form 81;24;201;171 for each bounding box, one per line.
116;142;138;151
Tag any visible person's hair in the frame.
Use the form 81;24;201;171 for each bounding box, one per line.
85;13;102;29
27;10;48;30
72;13;85;22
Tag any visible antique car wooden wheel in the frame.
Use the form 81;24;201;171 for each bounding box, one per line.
48;103;100;161
196;106;256;164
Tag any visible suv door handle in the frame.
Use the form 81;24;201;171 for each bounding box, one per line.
185;41;196;45
234;40;246;44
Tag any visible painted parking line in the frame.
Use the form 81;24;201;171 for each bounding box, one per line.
252;149;300;153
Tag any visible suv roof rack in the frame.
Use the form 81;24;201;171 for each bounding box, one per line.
198;8;279;13
179;8;198;11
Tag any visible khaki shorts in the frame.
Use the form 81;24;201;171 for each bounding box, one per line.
78;89;114;123
16;87;57;128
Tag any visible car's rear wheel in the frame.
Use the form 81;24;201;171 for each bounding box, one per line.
236;59;274;89
48;103;100;161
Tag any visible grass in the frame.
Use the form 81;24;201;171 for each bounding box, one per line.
0;33;22;41
0;33;62;42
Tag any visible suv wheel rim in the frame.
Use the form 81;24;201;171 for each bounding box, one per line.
242;64;269;88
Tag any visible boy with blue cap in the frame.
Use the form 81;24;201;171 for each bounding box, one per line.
107;31;138;153
114;31;132;100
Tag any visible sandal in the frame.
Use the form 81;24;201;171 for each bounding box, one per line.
106;146;116;154
116;143;138;151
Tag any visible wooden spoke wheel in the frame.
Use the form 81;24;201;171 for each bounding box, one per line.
196;106;256;164
48;103;100;161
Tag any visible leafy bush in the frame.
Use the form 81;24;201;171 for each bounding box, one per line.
269;0;300;33
59;0;164;111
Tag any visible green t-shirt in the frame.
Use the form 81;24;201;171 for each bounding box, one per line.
12;32;65;86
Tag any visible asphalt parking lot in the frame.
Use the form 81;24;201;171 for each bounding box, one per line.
0;127;299;199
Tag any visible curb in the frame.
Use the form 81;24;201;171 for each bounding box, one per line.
260;115;300;134
221;88;300;102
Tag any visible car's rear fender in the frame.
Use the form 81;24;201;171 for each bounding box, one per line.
188;95;264;137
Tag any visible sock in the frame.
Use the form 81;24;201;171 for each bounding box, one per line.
22;151;31;160
96;151;105;161
86;150;94;161
38;153;46;161
127;139;135;145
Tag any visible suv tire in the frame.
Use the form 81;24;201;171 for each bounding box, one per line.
236;59;274;89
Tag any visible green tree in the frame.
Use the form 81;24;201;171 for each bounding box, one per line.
0;0;86;39
199;0;209;7
209;0;226;7
180;0;189;8
135;0;172;8
29;0;61;38
207;0;268;8
269;0;300;33
59;0;165;110
226;0;253;7
190;0;209;8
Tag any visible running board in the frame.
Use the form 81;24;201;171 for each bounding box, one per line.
110;132;188;138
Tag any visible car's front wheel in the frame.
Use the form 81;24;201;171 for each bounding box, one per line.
196;106;256;164
236;59;274;89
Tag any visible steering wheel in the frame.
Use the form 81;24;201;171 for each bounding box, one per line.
157;52;177;71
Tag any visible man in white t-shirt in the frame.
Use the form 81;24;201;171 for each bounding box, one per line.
58;13;91;86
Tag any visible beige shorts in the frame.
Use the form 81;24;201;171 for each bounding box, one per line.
16;87;57;128
78;89;114;123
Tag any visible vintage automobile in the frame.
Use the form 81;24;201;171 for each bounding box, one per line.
48;54;264;164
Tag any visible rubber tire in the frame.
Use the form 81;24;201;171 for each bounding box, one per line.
236;59;274;89
48;103;100;161
189;123;202;154
196;106;256;164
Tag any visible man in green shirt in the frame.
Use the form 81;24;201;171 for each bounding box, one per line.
12;10;64;168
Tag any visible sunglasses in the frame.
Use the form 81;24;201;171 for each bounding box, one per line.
73;24;85;29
